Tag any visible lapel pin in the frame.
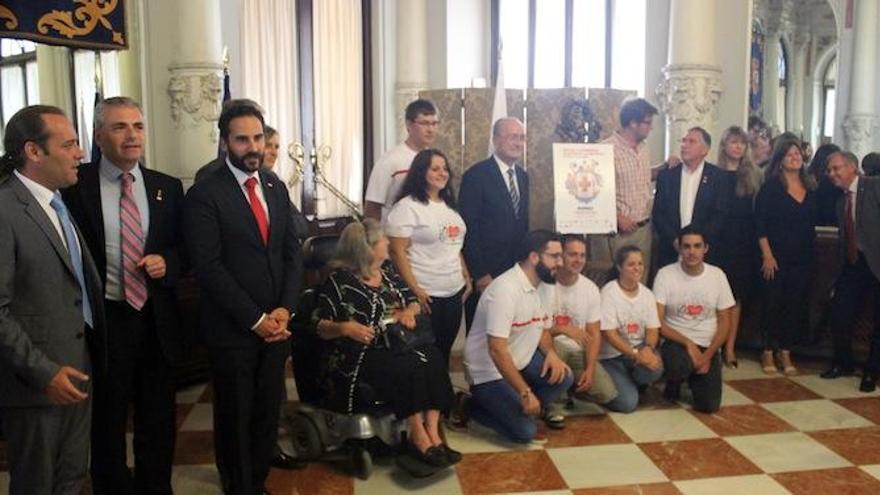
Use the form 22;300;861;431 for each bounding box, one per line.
702;176;708;185
156;189;164;201
266;181;274;188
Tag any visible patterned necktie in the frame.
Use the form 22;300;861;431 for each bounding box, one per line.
49;193;94;327
245;177;269;245
507;166;520;216
120;173;148;310
845;190;858;264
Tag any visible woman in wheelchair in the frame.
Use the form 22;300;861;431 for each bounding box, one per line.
313;219;461;468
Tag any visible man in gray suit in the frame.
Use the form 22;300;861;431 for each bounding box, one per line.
0;105;106;495
822;151;880;392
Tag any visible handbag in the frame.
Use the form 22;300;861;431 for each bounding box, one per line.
386;314;435;353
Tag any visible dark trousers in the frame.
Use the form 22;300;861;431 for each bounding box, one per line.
464;289;481;334
1;392;92;495
661;340;722;413
831;253;880;374
91;300;176;495
210;341;288;495
429;288;465;367
760;262;811;351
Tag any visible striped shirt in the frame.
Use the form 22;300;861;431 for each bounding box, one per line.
603;131;652;222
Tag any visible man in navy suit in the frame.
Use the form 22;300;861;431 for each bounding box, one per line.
184;100;303;495
459;117;530;329
652;127;728;268
62;97;186;495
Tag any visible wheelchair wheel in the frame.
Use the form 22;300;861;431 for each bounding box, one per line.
350;446;373;480
290;412;324;460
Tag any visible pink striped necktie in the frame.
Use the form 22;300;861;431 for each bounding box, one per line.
120;172;148;310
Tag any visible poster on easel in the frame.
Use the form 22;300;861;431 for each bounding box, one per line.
552;143;617;234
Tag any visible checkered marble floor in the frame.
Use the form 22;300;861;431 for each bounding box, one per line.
4;353;880;494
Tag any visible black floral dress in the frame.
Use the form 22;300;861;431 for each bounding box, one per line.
314;266;453;417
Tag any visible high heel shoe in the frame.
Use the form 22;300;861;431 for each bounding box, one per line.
724;352;738;369
761;351;777;375
777;350;798;376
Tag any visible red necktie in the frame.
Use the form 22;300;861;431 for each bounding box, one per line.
120;173;148;310
245;177;269;245
845;190;857;264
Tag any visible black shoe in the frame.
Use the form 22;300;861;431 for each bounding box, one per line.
448;391;470;429
663;381;681;403
820;366;855;379
440;443;462;465
407;442;449;468
270;451;307;470
860;375;877;393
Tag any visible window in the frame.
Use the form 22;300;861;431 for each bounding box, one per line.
0;39;39;141
777;38;787;129
72;50;121;161
495;0;646;94
822;55;836;142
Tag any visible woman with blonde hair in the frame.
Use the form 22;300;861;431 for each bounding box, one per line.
716;126;763;367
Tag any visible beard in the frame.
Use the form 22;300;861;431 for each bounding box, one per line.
536;262;556;284
228;149;264;173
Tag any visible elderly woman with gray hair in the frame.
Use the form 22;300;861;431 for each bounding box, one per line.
313;219;459;469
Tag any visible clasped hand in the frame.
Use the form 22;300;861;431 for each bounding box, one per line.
254;308;291;343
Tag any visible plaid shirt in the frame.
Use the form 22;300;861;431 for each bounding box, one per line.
604;131;652;222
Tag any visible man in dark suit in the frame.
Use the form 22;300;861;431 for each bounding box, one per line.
821;151;880;391
184;100;303;495
652;127;728;268
61;97;185;495
0;105;106;495
459;117;529;329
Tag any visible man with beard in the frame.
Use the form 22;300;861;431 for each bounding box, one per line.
653;225;734;413
462;230;573;443
184;100;303;495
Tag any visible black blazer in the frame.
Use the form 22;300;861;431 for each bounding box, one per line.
62;162;188;364
183;164;303;348
459;156;529;281
652;162;729;266
835;176;880;279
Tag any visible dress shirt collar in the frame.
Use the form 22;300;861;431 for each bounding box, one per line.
100;156;144;184
849;175;859;195
494;154;516;172
225;157;260;186
513;263;537;292
682;160;705;177
13;169;57;208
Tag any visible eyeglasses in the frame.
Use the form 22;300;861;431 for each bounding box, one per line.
541;252;563;260
413;120;440;128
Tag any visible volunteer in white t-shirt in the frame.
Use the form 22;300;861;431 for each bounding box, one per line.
387;149;473;366
462;231;573;444
599;246;664;413
653;225;735;413
538;235;617;427
365;99;438;223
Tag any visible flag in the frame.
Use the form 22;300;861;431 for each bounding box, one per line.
217;67;231;158
489;39;507;155
90;90;102;163
78;97;91;162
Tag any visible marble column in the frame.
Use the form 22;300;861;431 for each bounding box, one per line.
394;0;428;140
787;34;810;137
843;0;879;160
656;0;723;156
166;0;224;179
761;30;781;131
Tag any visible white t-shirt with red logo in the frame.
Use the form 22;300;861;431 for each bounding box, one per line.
465;264;550;385
599;281;661;359
364;142;418;223
652;262;735;347
385;196;467;297
537;275;601;352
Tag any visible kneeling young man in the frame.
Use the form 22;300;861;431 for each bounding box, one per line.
538;235;617;427
653;225;734;413
464;230;574;443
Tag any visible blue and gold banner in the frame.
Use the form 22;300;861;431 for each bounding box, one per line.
0;0;127;50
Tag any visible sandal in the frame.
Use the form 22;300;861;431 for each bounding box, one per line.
761;351;778;375
542;411;566;430
777;351;798;376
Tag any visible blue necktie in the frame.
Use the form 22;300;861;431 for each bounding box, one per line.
50;193;94;328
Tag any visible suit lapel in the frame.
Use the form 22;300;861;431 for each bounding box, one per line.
489;158;517;218
141;167;160;251
13;178;77;279
220;166;266;247
670;168;682;224
693;165;712;215
78;164;105;250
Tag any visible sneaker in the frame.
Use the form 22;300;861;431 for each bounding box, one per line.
542;411;566;430
531;423;549;444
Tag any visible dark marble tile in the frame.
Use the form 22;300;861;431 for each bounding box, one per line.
456;450;567;494
691;404;796;436
638;438;762;481
835;397;880;424
809;426;880;465
772;467;880;495
173;430;215;465
726;378;821;403
264;463;354;495
199;383;214;403
572;483;682;495
545;414;632;448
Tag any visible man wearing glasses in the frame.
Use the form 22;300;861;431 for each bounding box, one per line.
596;98;659;282
365;99;439;223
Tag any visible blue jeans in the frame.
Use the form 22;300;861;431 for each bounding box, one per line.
469;350;574;443
602;354;664;413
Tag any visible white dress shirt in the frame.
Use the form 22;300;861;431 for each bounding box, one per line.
679;161;705;228
494;154;520;201
226;158;269;225
14;170;75;249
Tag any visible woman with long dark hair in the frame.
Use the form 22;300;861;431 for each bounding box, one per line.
386;149;472;367
807;143;842;226
716;126;763;367
755;137;817;375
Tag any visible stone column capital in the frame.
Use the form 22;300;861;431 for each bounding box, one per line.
167;64;224;142
843;113;879;160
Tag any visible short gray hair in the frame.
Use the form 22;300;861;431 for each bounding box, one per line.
492;117;523;138
94;96;143;130
329;219;384;278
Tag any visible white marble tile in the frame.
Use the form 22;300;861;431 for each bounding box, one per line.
861;464;880;482
720;383;755;406
179;403;214;432
789;375;880;400
284;377;299;402
175;384;207;404
353;458;462;495
609;409;717;442
443;422;540;454
725;432;852;473
675;474;792;494
171;464;221;494
761;399;873;431
722;357;779;381
547;444;668;488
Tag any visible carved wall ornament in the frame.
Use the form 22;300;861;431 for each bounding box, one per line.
167;66;223;140
842;113;879;159
656;64;723;139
